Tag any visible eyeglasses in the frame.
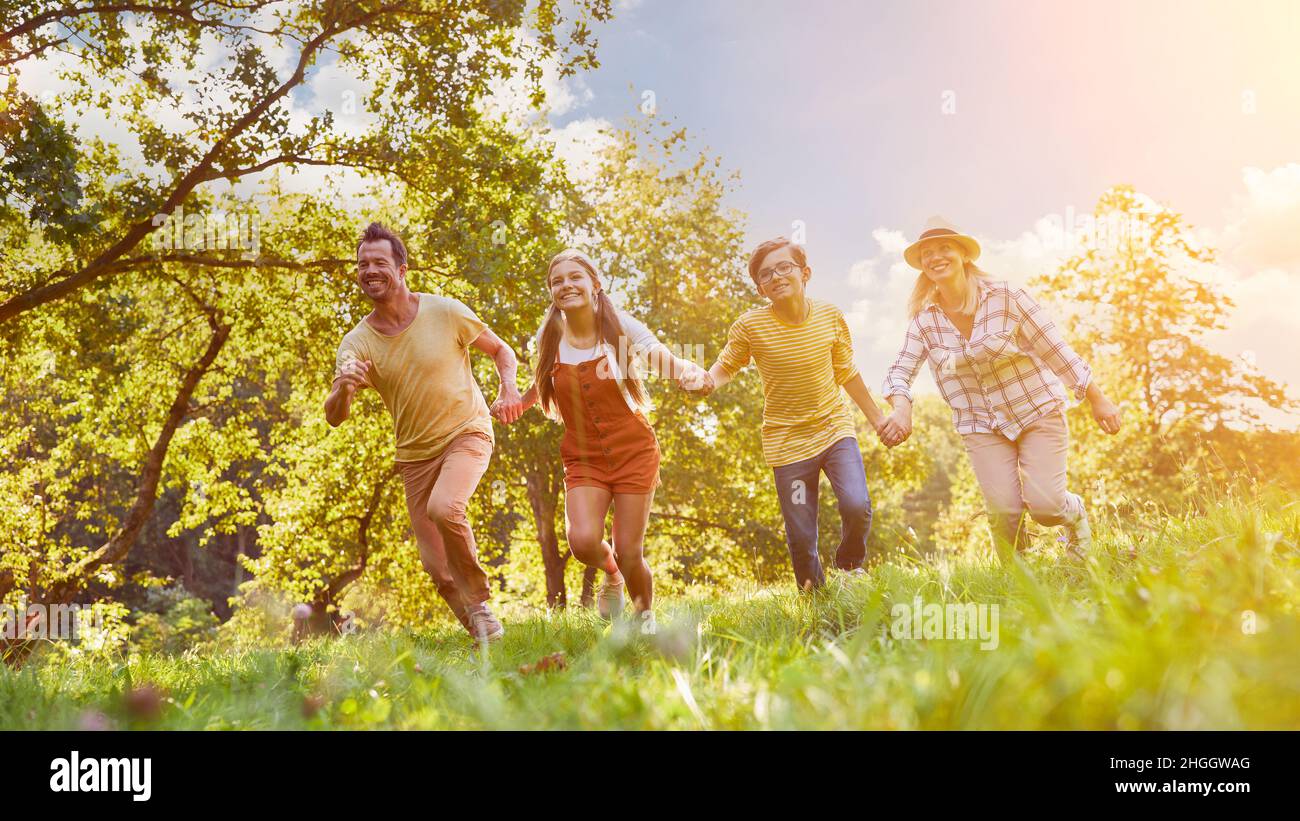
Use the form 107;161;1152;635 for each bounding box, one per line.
756;261;800;284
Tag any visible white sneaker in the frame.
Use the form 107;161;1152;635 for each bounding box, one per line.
465;604;505;642
597;572;625;621
1062;494;1092;558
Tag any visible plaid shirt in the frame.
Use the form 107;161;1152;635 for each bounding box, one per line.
882;280;1092;440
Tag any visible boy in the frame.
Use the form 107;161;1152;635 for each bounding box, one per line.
685;238;896;588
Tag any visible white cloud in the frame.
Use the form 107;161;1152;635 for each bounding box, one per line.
480;33;595;126
1211;266;1300;364
1217;163;1300;273
544;116;617;185
1204;164;1300;424
840;228;934;395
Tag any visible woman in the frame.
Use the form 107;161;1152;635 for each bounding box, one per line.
880;225;1123;558
504;249;703;619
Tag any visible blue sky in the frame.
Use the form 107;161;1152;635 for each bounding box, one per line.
549;0;1300;412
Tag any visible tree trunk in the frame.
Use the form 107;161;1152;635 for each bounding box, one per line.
296;469;391;641
580;565;599;608
233;526;247;594
525;467;568;608
41;317;232;606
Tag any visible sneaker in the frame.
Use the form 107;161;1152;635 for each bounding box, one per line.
597;572;625;621
1061;494;1092;558
465;604;505;642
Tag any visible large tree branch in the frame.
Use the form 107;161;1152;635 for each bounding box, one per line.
199;152;427;192
1;2;277;44
0;33;71;66
324;468;392;602
0;2;408;325
123;252;355;272
42;311;232;604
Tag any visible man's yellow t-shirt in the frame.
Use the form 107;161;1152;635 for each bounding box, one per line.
334;293;494;462
715;299;860;468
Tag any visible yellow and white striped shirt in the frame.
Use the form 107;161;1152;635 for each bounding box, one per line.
716;299;860;467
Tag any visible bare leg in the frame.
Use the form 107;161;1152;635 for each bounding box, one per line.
612;489;655;612
565;486;620;575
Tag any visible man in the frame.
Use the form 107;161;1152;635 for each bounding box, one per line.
683;237;899;590
325;222;524;641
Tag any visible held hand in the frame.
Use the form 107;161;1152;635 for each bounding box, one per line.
1090;395;1123;435
677;362;704;390
336;358;372;394
876;422;901;448
680;365;715;397
876;409;912;448
491;384;525;425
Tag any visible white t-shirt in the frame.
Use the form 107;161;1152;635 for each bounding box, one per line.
535;309;678;417
557;310;663;370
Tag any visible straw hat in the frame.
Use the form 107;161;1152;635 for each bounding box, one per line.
903;221;981;270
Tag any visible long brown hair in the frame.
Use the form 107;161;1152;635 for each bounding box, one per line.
536;249;647;416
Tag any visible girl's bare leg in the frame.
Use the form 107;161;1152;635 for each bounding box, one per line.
612;489;655;612
565;486;620;575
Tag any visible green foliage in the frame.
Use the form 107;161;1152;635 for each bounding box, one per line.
0;82;100;242
1;0;613;316
1035;185;1297;506
130;585;219;655
4;493;1297;729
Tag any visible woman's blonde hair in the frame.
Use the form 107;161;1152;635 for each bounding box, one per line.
535;249;647;416
906;257;993;318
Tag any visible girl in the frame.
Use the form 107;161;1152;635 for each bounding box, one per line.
506;249;703;618
880;225;1123;558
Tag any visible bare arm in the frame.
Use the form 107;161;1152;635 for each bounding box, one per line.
519;383;539;413
842;374;888;431
471;328;525;424
682;361;733;396
888;394;914;414
324;359;371;427
1085;381;1123;435
706;362;733;390
651;344;707;382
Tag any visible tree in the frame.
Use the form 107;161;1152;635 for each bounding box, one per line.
0;185;357;618
0;0;616;638
0;0;612;323
1034;186;1296;496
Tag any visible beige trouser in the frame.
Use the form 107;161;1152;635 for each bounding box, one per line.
960;407;1083;553
394;431;494;626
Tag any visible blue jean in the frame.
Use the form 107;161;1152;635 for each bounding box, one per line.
771;436;873;589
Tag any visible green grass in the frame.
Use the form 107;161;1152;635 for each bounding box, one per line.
4;494;1299;730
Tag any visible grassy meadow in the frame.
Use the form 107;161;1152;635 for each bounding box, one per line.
3;489;1297;731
